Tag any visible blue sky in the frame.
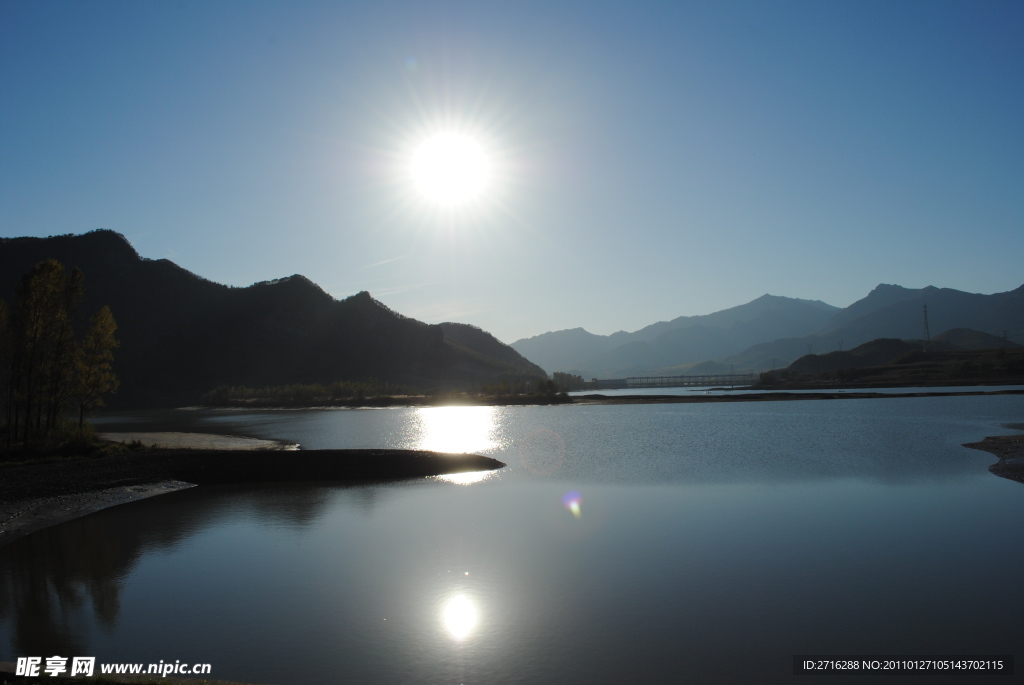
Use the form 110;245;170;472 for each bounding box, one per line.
2;0;1021;343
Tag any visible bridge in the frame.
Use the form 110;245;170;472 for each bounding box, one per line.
587;373;756;390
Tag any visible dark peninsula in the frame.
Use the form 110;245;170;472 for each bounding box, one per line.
0;447;505;547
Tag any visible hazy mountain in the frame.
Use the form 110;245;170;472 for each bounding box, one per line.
511;294;839;376
510;327;622;375
719;335;835;372
725;284;1024;371
512;281;1023;379
0;230;545;407
819;283;924;332
817;284;1024;343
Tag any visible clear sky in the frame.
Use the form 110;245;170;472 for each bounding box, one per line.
2;0;1022;344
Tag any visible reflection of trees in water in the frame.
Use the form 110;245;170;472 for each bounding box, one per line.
349;485;381;514
0;484;343;657
0;515;121;657
242;483;334;528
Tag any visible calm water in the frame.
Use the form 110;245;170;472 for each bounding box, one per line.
3;395;1023;684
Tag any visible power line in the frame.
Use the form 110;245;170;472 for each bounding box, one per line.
922;304;931;349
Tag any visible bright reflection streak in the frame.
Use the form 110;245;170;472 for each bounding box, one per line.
433;470;497;485
442;594;479;641
416;406;497;454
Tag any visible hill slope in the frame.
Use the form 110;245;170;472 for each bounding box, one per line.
0;230;545;407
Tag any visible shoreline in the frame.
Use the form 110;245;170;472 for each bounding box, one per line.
182;387;1024;410
4;413;1021;547
570;388;1024;404
0;447;505;548
0;480;196;551
963;432;1024;485
98;432;300;451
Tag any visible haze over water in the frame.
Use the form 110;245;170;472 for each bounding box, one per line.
3;394;1023;684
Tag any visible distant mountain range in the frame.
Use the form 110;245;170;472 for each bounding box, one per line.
0;230;545;407
511;283;1024;377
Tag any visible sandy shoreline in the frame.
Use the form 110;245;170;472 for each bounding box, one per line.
0;480;196;550
98;432;300;451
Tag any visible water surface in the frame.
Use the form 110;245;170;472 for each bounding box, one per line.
4;396;1023;684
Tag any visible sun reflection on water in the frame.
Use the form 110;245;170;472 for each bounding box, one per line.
441;594;479;641
432;470;498;485
415;406;499;454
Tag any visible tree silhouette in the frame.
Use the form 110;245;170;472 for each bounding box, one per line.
2;260;117;450
73;305;119;429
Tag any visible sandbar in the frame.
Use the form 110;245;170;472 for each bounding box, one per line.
0;447;504;547
964;432;1024;485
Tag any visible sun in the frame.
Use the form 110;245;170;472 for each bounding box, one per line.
410;133;491;206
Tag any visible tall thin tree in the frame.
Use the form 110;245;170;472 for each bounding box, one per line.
0;298;9;448
74;305;120;430
6;260;84;449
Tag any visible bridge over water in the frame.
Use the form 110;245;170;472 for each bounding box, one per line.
588;373;756;390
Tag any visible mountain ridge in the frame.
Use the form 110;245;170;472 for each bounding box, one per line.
0;230;545;407
512;293;841;376
512;283;1024;377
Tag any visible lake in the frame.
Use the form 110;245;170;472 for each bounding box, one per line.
3;393;1023;684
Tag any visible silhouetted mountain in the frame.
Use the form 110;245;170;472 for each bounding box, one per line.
0;230;545;407
788;338;923;374
932;328;1019;350
786;330;1021;377
438;322;546;378
511;294;838;376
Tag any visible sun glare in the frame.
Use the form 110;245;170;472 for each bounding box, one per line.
410;133;491;206
442;594;479;641
416;406;498;454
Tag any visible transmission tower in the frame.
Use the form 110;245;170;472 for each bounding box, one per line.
922;304;931;349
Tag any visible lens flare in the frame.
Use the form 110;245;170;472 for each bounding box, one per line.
562;491;582;519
